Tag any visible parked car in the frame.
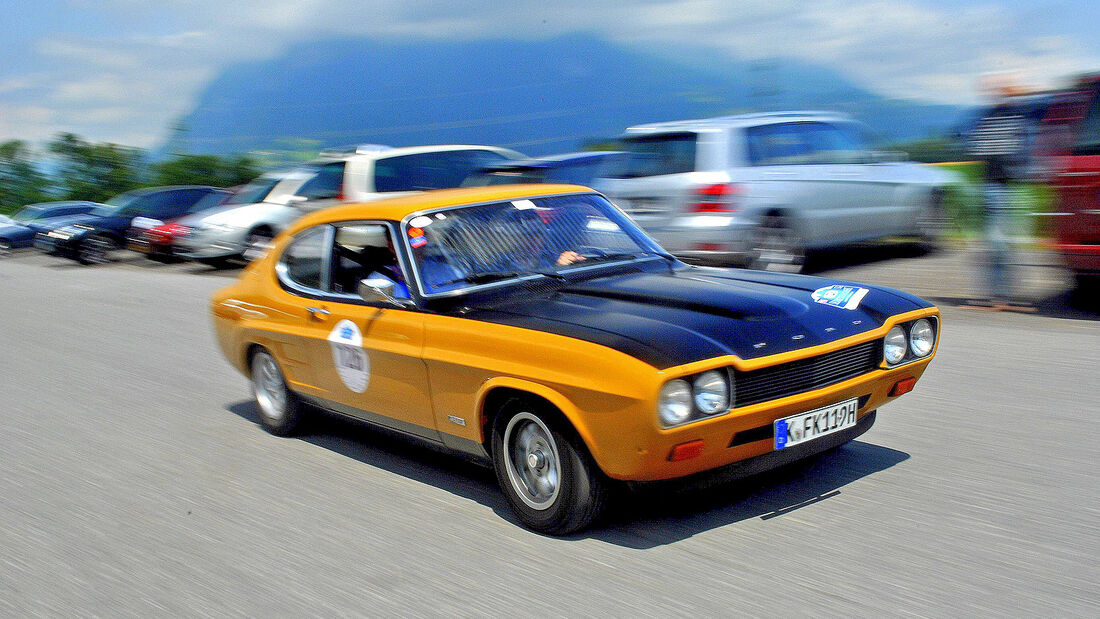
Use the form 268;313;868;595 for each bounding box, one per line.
595;112;958;271
127;190;232;261
35;186;226;264
463;151;622;188
1043;74;1100;292
179;144;522;265
0;201;98;255
210;184;940;534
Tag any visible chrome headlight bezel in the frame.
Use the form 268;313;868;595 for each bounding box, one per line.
657;379;693;427
658;369;734;428
884;325;907;365
909;318;935;358
883;316;939;367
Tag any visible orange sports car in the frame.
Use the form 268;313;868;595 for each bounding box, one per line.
211;185;939;534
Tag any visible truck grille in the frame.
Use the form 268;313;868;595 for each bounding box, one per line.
734;340;882;407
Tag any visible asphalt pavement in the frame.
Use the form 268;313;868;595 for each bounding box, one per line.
0;247;1097;617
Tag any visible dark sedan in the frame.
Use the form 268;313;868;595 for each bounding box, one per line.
35;186;226;264
0;202;98;255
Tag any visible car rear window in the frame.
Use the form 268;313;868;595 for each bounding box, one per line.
374;150;509;192
604;133;697;178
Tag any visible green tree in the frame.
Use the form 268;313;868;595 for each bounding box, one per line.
47;133;144;202
0;140;51;215
151;154;259;188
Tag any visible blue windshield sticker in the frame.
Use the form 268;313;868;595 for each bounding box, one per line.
812;285;869;310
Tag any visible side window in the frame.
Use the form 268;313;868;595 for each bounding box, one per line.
330;224;409;298
279;226;329;292
746;123;819;165
803;123;868;163
296;162;346;200
160;189;211;218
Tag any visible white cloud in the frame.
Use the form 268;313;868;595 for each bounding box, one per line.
3;0;1098;147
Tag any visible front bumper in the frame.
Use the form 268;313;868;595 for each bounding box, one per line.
593;349;934;482
34;232;80;256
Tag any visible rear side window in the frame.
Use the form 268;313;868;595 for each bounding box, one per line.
1072;87;1100;156
279;226;328;291
374;150;508;192
605;134;697;178
297;162;346;200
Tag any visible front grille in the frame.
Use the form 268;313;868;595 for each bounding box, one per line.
734;340;881;407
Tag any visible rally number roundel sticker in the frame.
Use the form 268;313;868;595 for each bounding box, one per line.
327;319;369;393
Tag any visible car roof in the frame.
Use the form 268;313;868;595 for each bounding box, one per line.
313;143;524;163
623;111;853;135
292;184;594;230
479;151;621;171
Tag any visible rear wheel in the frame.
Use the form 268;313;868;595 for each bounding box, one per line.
749;214;805;273
77;233;120;265
250;348;305;436
491;399;608;535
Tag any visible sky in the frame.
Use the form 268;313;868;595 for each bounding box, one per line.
0;0;1097;149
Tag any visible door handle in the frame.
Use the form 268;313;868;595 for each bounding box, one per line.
306;306;330;320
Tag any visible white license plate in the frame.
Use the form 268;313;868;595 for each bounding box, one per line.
774;398;859;450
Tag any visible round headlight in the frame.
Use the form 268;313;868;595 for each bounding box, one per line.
909;318;935;357
693;371;729;415
884;325;907;365
658;379;693;426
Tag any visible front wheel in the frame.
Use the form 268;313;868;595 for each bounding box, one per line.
77;234;120;265
491;400;608;534
0;239;11;257
242;228;274;262
250;348;305;436
914;194;948;254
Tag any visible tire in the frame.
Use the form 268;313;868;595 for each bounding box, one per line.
0;239;11;257
242;228;275;262
77;233;119;265
749;214;805;273
250;348;305;436
491;398;608;534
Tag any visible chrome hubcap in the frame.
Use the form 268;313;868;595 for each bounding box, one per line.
84;236;115;264
503;413;561;510
252;352;287;421
752;219;803;273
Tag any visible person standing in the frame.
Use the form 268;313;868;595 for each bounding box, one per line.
965;77;1037;312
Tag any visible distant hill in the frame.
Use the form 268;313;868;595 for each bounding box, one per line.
167;34;968;158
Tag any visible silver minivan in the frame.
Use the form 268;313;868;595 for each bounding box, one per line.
595;112;957;271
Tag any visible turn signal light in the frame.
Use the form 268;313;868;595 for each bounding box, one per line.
668;439;705;462
889;377;917;397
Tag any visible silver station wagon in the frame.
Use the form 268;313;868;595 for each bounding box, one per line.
596;112;957;271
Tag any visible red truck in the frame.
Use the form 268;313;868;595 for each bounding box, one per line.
1046;74;1100;292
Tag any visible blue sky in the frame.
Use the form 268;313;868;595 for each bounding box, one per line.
1;0;1097;148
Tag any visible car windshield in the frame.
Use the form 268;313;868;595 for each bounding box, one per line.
604;133;697;178
90;192;142;217
405;193;665;295
225;176;283;205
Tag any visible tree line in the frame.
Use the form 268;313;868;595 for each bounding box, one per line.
0;133;259;215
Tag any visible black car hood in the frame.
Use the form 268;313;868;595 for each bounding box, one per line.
462;266;931;369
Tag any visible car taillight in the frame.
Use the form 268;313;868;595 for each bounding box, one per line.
691;183;741;212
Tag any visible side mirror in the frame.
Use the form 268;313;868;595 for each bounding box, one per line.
358;277;404;306
286;195;308;207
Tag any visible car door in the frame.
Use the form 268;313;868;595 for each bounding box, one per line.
277;221;439;440
741;122;849;246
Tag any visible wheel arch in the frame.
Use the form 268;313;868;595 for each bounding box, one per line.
476;379;603;470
